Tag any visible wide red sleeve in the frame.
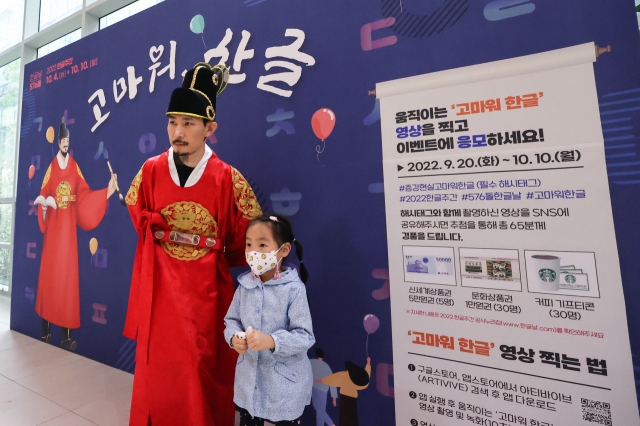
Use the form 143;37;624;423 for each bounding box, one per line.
123;163;147;340
224;167;262;267
37;165;52;233
75;162;108;231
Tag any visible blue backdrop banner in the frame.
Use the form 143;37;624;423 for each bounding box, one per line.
12;1;640;424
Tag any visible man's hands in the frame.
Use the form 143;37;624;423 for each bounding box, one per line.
107;174;117;199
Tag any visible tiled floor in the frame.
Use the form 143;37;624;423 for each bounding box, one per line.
0;294;133;426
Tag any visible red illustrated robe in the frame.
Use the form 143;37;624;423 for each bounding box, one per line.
35;153;109;329
124;145;261;426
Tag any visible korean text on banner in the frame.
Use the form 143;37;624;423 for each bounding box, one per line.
377;42;640;426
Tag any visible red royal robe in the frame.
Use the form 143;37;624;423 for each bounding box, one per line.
36;154;108;329
124;147;262;426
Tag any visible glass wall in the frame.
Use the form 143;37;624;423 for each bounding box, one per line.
0;60;19;200
0;59;20;294
0;2;25;52
37;28;82;58
40;0;83;30
100;0;164;29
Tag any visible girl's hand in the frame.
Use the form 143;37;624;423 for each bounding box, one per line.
246;328;275;352
232;335;248;354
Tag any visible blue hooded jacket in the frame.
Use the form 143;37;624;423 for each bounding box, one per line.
224;267;315;421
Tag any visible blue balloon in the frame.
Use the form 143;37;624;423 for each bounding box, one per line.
190;14;205;34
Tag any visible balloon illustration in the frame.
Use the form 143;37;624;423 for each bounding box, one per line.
28;165;35;180
89;238;98;256
363;314;380;356
363;314;380;334
311;108;336;160
190;14;205;34
190;14;208;50
46;126;54;143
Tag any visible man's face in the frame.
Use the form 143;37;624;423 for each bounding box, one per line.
167;115;217;157
58;137;69;157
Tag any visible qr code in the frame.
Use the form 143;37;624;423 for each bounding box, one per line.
581;398;612;425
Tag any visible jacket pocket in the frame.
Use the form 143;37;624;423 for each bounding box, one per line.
274;362;300;382
236;354;244;365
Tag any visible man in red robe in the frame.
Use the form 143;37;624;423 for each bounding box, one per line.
124;63;262;426
35;118;117;351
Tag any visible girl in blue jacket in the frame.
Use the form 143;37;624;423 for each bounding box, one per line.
224;214;315;426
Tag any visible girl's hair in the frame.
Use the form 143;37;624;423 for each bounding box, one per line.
247;214;309;283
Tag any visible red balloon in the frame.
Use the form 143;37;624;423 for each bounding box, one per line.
28;165;35;180
311;108;336;141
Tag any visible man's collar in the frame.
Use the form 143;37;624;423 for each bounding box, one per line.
56;151;69;170
167;144;213;187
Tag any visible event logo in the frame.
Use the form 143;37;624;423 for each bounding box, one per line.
88;28;316;132
538;268;556;282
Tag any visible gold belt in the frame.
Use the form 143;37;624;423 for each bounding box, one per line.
153;230;222;250
55;195;76;203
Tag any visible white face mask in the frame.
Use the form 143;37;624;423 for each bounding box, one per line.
245;245;284;277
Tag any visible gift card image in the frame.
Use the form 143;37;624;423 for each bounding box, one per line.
459;247;522;291
486;260;514;280
464;260;483;274
405;255;454;275
559;271;589;291
402;246;457;286
525;250;599;297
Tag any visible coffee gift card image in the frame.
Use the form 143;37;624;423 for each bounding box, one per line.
459;248;522;291
402;246;456;286
524;250;600;297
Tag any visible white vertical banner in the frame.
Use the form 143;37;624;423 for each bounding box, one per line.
377;43;639;426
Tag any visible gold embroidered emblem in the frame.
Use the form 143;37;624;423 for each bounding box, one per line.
41;165;52;189
76;164;84;180
231;167;262;220
126;164;144;206
160;202;218;261
56;181;72;209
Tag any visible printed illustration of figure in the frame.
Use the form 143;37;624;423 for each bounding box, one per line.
320;357;371;426
124;63;262;426
35;118;117;351
310;348;337;426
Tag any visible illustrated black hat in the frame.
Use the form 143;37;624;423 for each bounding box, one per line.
59;117;69;140
166;62;229;121
345;361;370;387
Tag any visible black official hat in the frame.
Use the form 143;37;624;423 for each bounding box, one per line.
166;62;229;122
59;117;69;140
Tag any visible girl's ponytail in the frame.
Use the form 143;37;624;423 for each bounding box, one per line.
293;238;308;284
